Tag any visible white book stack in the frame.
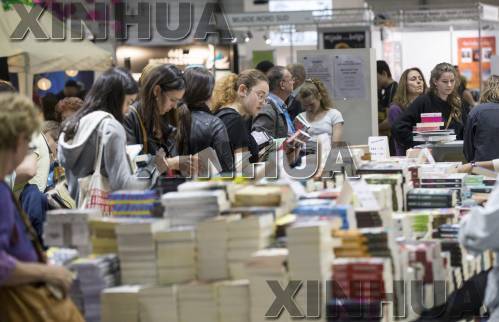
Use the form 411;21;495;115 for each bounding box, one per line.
227;214;274;279
197;216;239;281
101;285;142;322
162;190;229;227
43;209;100;255
287;222;333;322
217;280;250;322
154;227;196;285
139;286;178;322
246;249;291;322
178;283;218;322
116;219;167;285
69;255;120;322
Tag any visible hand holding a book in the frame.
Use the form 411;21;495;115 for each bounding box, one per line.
43;264;75;297
155;148;198;176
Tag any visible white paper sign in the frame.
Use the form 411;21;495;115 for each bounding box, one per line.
302;54;335;96
333;54;366;99
368;136;390;161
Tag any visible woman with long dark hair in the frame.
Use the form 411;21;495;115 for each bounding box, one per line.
176;67;233;173
124;64;195;174
58;67;148;201
388;67;427;155
393;63;466;152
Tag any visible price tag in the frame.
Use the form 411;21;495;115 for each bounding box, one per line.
368;136;390;161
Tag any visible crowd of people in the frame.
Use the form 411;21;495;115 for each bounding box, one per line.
2;57;499;320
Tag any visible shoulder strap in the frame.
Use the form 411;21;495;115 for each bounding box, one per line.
9;189;47;264
129;105;148;154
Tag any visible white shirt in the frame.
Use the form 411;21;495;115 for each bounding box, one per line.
299;109;344;137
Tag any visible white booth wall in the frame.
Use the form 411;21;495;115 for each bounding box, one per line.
372;27;499;84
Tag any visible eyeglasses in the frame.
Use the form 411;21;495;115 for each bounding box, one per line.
251;90;268;102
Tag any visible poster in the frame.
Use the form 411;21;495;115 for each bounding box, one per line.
323;31;366;49
383;41;402;83
302;54;335;96
332;54;366;99
457;36;496;89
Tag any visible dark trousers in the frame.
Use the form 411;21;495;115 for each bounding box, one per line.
19;184;48;246
414;269;490;322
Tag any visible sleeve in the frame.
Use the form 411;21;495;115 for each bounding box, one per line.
459;178;499;254
211;119;234;173
102;120;150;191
388;104;403;125
122;110;140;146
329;109;344;125
463;109;477;162
0;190;18;285
252;104;277;138
392;97;424;150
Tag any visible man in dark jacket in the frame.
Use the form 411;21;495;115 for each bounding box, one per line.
286;63;306;120
252;66;296;139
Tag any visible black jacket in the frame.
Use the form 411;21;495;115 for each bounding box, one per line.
252;99;289;139
123;102;178;157
463;102;499;162
392;92;466;151
186;105;234;173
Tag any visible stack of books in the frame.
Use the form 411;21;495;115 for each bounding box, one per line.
233;185;283;207
116;219;167;285
69;254;120;322
138;286;178;322
246;249;291;322
406;188;457;210
287;222;333;321
330;258;393;321
108;190;160;218
354;210;383;229
333;230;368;258
178;283;218;322
412;113;456;143
227;214;274;279
154;227;196;285
101;285;142;322
362;174;404;211
292;200;354;230
43;209;99;255
162;190;229;227
326;299;383;321
88;217;120;255
217;280;250;322
197;216;238;281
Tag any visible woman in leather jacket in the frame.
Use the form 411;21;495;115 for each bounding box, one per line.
124;64;196;175
176;67;234;173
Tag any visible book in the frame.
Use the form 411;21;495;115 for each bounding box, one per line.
138;286;178;322
101;285;142;322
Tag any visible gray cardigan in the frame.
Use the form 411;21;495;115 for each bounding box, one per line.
58;111;149;202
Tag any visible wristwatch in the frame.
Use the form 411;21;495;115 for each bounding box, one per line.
470;161;476;172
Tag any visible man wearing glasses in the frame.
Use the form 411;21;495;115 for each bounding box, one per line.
252;66;296;139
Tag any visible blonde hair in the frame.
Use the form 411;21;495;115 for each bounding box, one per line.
211;69;268;112
0;93;41;150
429;63;462;123
298;78;333;110
480;75;499;104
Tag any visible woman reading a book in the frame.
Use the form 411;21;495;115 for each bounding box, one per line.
211;69;270;163
392;63;467;152
388;68;428;156
123;63;197;176
296;79;344;142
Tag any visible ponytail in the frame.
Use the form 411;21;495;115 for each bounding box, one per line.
211;73;238;112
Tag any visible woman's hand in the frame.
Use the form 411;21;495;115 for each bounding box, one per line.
42;265;74;297
457;163;473;173
166;155;199;177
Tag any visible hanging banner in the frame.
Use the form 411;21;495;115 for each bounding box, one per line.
457;36;496;89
